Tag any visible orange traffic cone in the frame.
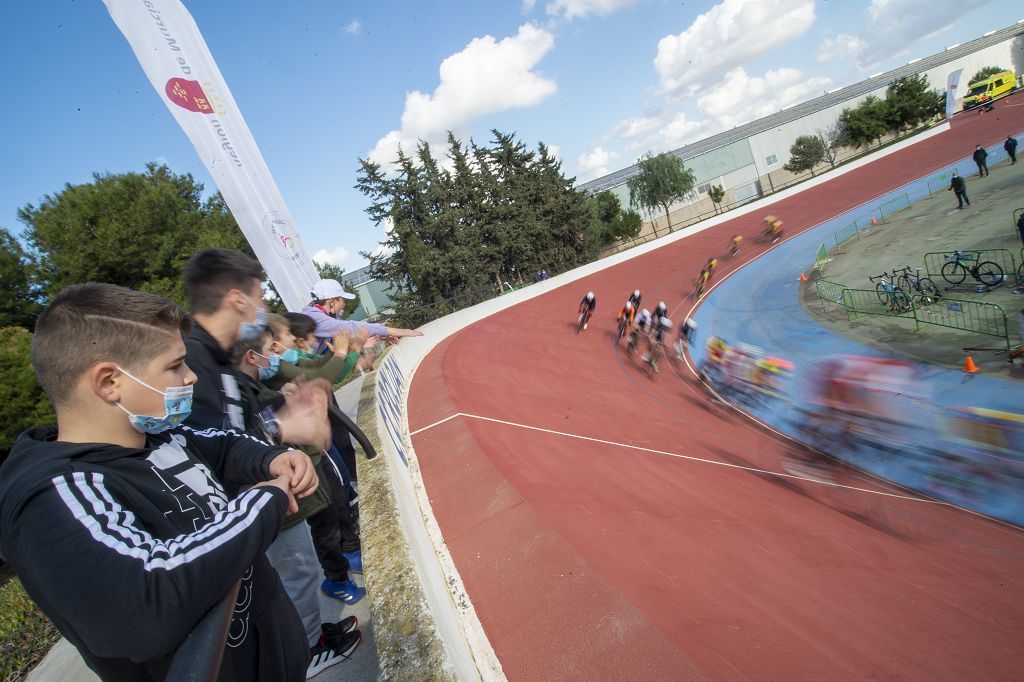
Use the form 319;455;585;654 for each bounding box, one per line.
871;216;878;226
800;273;807;282
963;355;979;374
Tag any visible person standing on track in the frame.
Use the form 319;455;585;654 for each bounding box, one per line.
1005;135;1018;165
578;292;596;330
972;145;989;177
948;170;971;209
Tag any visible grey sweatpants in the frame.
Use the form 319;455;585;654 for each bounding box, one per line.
265;522;322;647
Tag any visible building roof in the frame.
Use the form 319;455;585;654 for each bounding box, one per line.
579;22;1024;193
340;264;376;288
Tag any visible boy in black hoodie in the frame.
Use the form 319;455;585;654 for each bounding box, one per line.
0;283;316;680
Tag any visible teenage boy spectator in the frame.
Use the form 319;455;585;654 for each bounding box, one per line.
265;313;373;387
233;330;366;606
0;283;313;680
301;278;422;353
1006;135;1018;165
948;170;971;209
973;144;989;177
182;249;359;676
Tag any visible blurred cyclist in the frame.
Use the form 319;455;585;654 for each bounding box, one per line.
729;235;742;258
578;291;596;330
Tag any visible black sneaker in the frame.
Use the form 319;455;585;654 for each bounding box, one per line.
306;630;362;679
321;617;359;648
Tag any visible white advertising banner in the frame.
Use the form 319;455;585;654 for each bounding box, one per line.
945;69;963;120
103;0;319;311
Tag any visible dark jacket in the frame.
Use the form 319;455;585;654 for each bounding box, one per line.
184;323;251;433
950;175;966;193
973;148;988;163
0;426;307;680
1006;137;1018;153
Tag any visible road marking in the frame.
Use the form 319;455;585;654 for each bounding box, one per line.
410;411;945;503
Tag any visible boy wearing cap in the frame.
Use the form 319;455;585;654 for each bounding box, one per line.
302;279;422;354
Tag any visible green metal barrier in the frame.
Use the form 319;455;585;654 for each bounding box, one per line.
1018;247;1024;285
927;173;951;196
923;249;1018;281
878;193;911;221
815;279;847;305
914;298;1011;351
833;220;859;248
841;288;918;327
814;243;828;272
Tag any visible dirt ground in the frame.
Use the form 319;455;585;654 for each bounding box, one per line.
803;154;1024;379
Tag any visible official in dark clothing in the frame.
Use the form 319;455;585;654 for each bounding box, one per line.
949;170;970;209
973;145;989;176
1006;135;1018;165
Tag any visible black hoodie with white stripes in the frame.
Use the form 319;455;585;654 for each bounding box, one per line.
0;425;308;681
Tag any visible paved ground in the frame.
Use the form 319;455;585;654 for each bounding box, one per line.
807;150;1024;376
406;95;1024;680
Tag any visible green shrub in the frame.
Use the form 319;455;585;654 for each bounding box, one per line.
0;327;56;461
0;577;60;681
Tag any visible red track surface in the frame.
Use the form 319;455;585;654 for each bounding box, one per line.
408;97;1024;680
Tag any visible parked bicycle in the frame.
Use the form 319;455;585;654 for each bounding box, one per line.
869;272;913;312
892;265;939;305
940;251;1004;287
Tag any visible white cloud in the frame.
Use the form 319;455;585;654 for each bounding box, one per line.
546;144;561;161
546;0;641;20
522;0;538;11
654;0;815;94
368;24;557;165
577;146;617;179
816;33;866;63
343;19;362;35
825;0;992;68
608;112;665;140
696;67;831;129
312;246;351;267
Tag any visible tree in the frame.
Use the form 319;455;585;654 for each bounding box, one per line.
0;228;41;329
0;327;56;460
817;124;843;168
839;96;888;148
708;185;726;214
971;66;1006;83
626;152;696;236
18;163;254;308
784;135;826;176
884;75;944;133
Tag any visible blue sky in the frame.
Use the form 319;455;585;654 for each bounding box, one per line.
2;0;1019;271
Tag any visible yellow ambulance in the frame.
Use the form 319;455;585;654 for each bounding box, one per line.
963;70;1018;109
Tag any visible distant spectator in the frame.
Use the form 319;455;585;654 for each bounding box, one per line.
973;145;989;177
302;279;421;355
948;170;970;209
1005;135;1018;165
1017;212;1024;245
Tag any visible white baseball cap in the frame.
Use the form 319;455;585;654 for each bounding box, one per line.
311;278;356;300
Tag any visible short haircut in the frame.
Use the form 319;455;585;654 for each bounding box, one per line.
232;327;272;367
32;283;191;409
184;248;264;315
265;313;290;341
284;312;316;340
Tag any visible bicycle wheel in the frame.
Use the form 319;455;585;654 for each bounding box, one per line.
617;318;626;342
875;283;889;304
941;261;966;285
895;274;912;294
917;278;938;305
891;290;912;312
1017;263;1024;285
974;261;1003;286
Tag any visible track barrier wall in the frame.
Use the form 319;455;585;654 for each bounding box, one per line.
833;220;860;248
922;249;1018;281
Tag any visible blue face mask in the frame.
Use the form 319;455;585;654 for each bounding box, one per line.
115;367;193;434
254;352;280;381
280;348;300;364
239;295;267;341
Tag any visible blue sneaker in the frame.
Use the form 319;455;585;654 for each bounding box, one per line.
321;578;365;604
342;550;363;574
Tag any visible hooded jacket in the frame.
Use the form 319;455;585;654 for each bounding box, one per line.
0;425;308;680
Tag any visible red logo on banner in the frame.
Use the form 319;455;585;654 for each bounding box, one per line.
165;78;213;114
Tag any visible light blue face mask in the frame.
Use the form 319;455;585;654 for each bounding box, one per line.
253;352;280;381
280;348;300;364
115;367;193;434
239;293;268;341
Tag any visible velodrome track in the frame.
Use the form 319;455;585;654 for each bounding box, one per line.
406;94;1024;680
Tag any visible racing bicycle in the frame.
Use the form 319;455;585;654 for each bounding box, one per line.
892;265;939;305
576;307;592;334
869;273;912;312
940;251;1004;287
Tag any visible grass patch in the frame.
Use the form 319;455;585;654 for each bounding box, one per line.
1;576;61;681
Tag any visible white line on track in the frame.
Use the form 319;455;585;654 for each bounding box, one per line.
410;411;945;503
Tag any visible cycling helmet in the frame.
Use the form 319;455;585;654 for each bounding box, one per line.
586;291;595;301
660;317;673;330
633;289;640;297
657;300;667;312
